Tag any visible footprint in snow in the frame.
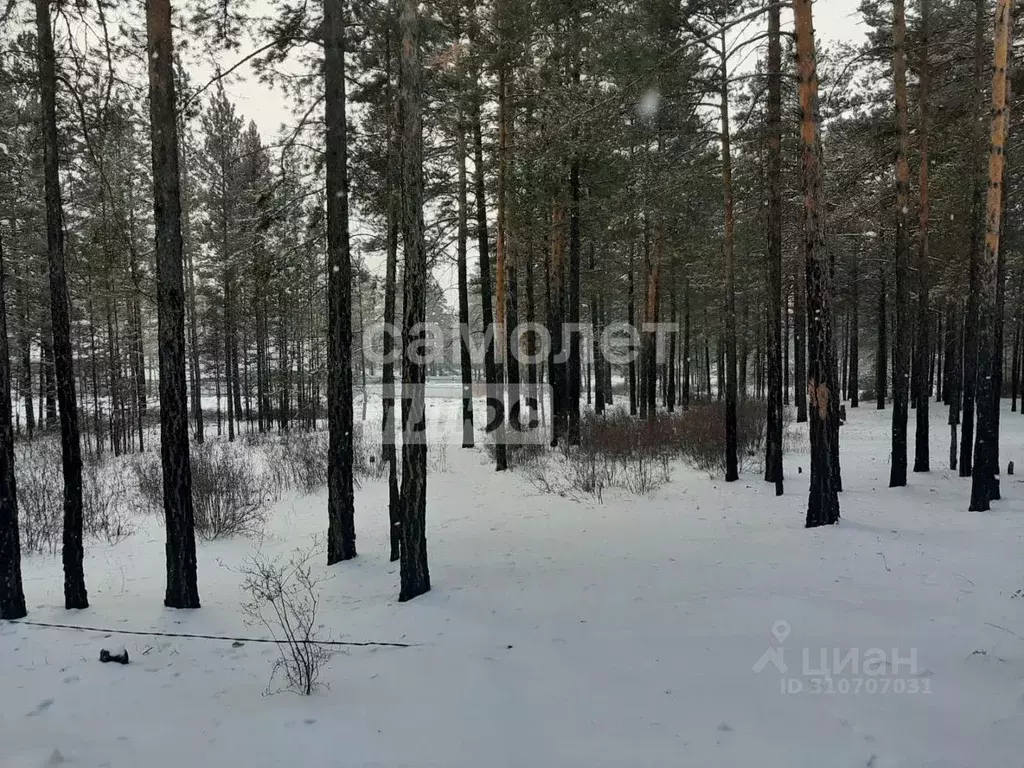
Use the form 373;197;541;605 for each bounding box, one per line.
27;698;55;717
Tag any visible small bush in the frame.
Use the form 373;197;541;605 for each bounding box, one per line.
525;401;778;500
484;439;546;471
136;442;270;540
674;401;768;476
239;546;333;696
16;440;63;554
18;438;135;554
271;430;328;494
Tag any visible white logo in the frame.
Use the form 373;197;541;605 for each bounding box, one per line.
752;620;791;674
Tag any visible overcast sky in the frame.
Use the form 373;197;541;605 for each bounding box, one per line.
221;0;869;139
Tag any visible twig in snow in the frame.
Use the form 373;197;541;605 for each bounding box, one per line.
985;622;1024;643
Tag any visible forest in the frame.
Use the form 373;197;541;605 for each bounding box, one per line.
0;0;1022;764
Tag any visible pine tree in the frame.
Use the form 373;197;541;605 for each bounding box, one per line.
795;0;840;528
764;0;784;495
0;225;26;620
147;0;200;609
325;0;357;564
889;0;912;488
36;0;87;609
913;0;932;473
398;0;430;602
970;0;1013;512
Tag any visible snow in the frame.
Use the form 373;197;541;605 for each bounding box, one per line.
3;397;1024;767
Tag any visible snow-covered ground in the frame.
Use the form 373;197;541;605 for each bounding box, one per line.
3;398;1024;767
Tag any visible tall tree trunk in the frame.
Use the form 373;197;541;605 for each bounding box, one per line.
794;262;808;421
495;48;509;449
147;0;199;609
667;293;676;412
914;0;932;473
36;0;87;609
628;244;637;415
41;337;56;428
0;229;27;620
398;0;431;601
549;201;568;443
457;113;475;447
720;29;739;482
224;281;235;442
382;21;401;563
784;282;790;405
877;266;888;408
970;0;1013;511
960;0;989;477
591;244;605;415
567;14;583;445
180;128;204;443
1011;311;1021;412
765;0;784;494
889;0;912;488
20;315;34;440
795;0;840;527
473;78;505;467
325;0;357;564
683;279;691;410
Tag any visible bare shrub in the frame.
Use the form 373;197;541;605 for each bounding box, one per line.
353;423;384;481
82;456;135;545
190;443;270;539
18;439;135;554
525;402;772;499
16;440;63;554
271;430;328;494
429;430;450;473
239;546;333;696
484;438;547;472
675;401;767;476
136;442;270;540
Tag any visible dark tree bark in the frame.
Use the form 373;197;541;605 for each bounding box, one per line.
784;282;790;405
960;0;989;477
628;244;637;415
180;135;204;443
567;13;583;445
36;0;87;609
914;0;932;473
682;279;691;410
794;262;807;422
1011;317;1020;412
590;244;605;415
877;266;888;409
147;0;199;609
325;0;357;564
568;166;582;442
795;0;840;527
970;0;1012;511
889;0;912;488
473;76;504;467
549;202;568;443
224;278;235;442
398;0;430;600
765;0;784;494
0;228;27;620
382;21;401;563
850;256;860;407
667;293;676;412
41;337;56;428
719;28;739;482
457;114;474;447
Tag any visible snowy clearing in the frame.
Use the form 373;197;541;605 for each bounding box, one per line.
2;399;1024;768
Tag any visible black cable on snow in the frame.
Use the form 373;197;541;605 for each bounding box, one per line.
4;619;418;648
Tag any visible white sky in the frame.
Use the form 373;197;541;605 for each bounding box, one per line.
219;0;869;140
